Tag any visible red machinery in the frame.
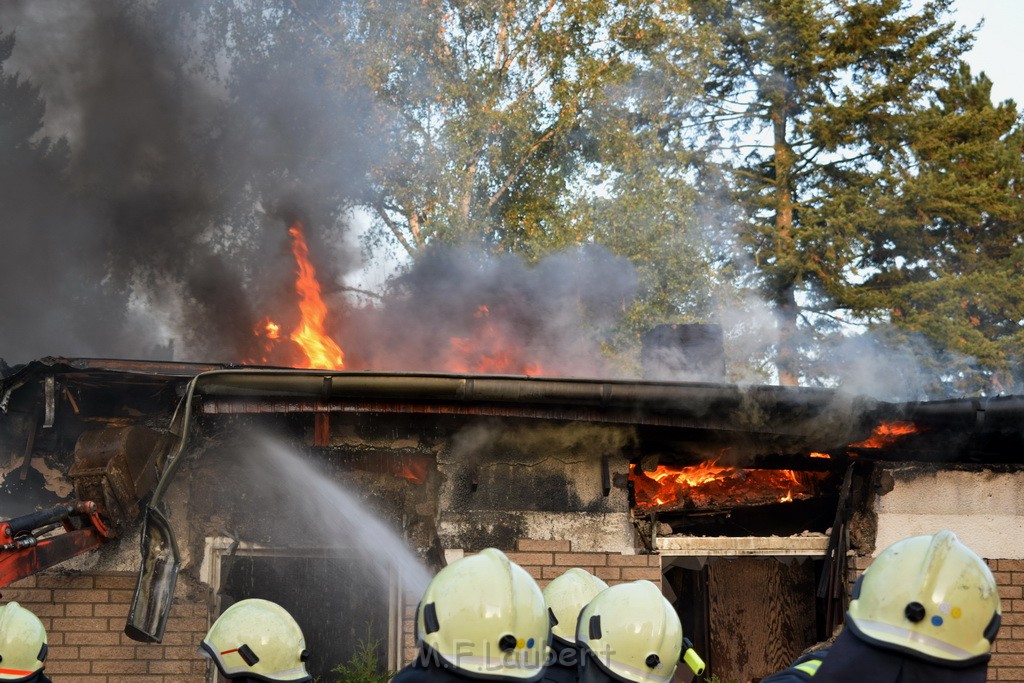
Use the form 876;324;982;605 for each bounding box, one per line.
0;501;114;589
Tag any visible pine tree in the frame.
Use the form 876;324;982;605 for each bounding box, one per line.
687;0;974;385
842;65;1024;393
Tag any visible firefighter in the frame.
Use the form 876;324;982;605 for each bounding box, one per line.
542;568;608;683
0;601;50;683
576;580;704;683
762;530;1000;683
392;548;549;683
198;598;311;682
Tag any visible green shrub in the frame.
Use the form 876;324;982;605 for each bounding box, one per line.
330;636;392;683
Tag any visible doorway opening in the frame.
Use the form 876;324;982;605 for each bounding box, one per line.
203;537;404;681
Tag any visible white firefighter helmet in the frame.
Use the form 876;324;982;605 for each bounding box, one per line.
416;547;549;680
199;598;311;681
543;568;609;645
847;530;1001;664
576;581;682;683
0;602;47;682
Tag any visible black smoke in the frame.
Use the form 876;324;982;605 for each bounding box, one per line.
0;1;375;364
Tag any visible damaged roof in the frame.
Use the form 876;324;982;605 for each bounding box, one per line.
2;356;1024;465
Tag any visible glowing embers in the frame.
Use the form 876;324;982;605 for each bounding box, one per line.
630;463;829;511
848;421;918;449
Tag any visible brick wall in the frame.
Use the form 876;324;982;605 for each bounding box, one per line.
3;571;209;682
848;555;1024;682
402;540;661;665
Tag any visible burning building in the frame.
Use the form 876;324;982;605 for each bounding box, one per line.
2;353;1024;682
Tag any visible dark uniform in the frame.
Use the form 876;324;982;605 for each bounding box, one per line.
542;639;579;683
391;648;487;683
762;628;989;683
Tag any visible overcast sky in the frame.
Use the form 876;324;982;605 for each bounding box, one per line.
952;0;1023;106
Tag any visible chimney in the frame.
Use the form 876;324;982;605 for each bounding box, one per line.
641;324;726;382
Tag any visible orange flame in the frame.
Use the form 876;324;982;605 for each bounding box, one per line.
630;463;827;510
287;223;345;370
445;305;544;375
809;452;830;459
245;223;346;369
849;421;918;449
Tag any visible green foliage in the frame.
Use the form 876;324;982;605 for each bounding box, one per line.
330;636;392;683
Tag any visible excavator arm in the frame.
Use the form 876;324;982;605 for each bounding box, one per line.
0;501;114;589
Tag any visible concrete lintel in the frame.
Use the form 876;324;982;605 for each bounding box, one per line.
656;535;829;557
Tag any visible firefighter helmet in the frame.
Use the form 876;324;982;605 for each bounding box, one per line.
199;598;311;681
847;530;1001;665
544;568;608;645
416;548;549;681
576;580;682;683
0;601;47;683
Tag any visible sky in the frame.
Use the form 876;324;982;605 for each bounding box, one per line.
951;0;1024;105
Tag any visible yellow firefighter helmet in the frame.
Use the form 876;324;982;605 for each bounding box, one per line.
0;601;47;682
199;598;311;681
544;568;609;645
576;580;682;683
847;530;1001;664
416;548;549;681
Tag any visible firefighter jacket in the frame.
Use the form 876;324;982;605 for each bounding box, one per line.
760;651;827;682
761;628;988;683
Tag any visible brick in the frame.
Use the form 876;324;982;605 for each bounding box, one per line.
542;565;573;579
46;660;91;674
607;555;651;567
620;567;662;582
94;574;140;589
10;575;37;588
108;589;135;603
38;575;94;589
517;539;571;552
51;617;109;632
135;645;166;659
999;585;1024;600
521;565;544;580
52;588;109;603
95;603;131;617
504;552;554;566
27;603;65;617
998;560;1024;572
93;659;149;674
159;631;201;645
108;677;168;683
554;553;608;567
80;645;138;660
66;603;94;617
66;631;123;645
163;645;201;660
164;616;208;633
0;588;54;602
150;660;195;674
594;567;621;581
45;645;80;660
